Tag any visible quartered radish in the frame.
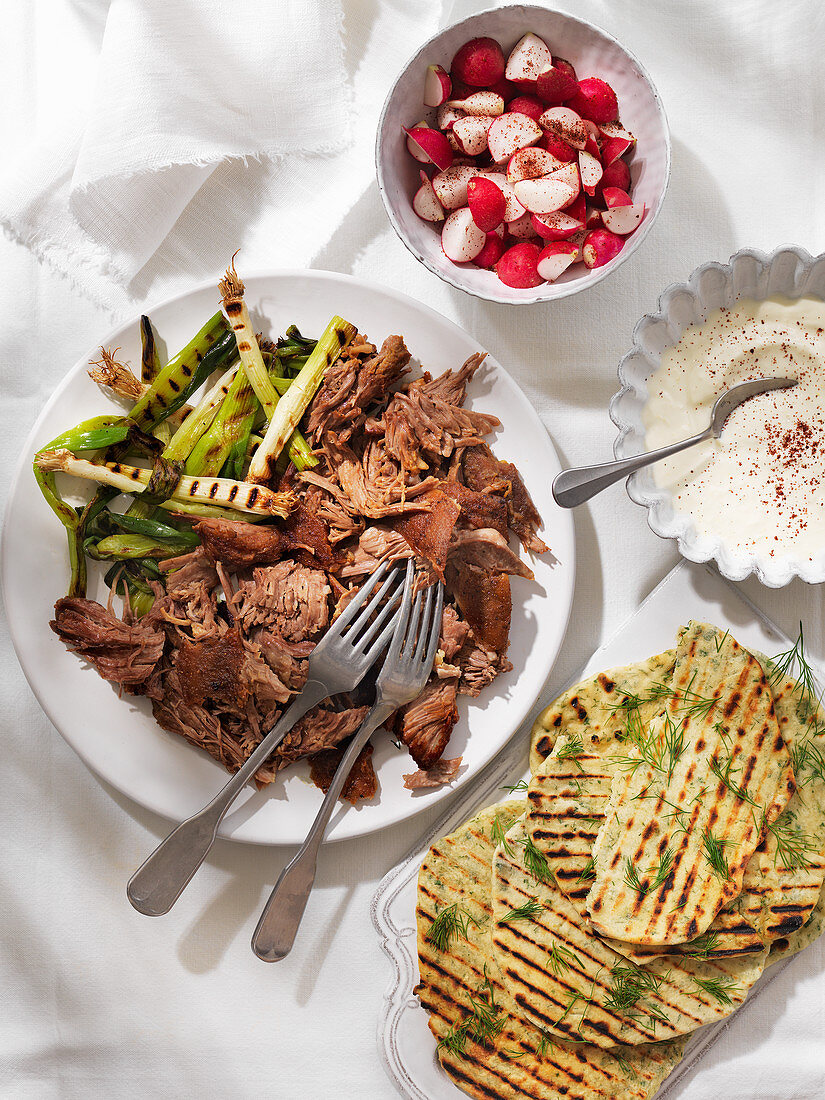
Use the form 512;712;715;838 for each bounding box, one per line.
602;187;632;209
538;107;587;150
467;176;507;232
412;171;445;222
506;212;538;239
437;103;465;130
441;207;487;262
531;208;584;240
481;172;526;222
568;78;618;124
579;148;604;194
600;159;631;192
474;232;505;269
505;33;553;88
432;164;477;210
601;202;645;234
598;120;635;143
447;91;504;116
496;241;543;287
506;95;545;121
600;136;633;166
514;171;579;214
506;146;563;183
487;112;542;163
423;65;452;107
536;60;579;105
404;127;453;171
581;227;624;267
539;131;577;162
537;241;580;281
452;115;493;156
585;206;603;229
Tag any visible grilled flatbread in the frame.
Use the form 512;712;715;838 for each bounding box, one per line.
587;624;795;946
529;652;677;775
528;740;764;962
491;817;768;1050
416;802;688;1100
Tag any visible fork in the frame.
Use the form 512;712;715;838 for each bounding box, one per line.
251;560;444;962
127;561;407;917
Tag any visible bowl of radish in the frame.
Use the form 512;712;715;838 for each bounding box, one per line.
376;5;670;304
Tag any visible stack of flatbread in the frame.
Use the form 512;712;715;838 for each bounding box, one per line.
415;622;825;1100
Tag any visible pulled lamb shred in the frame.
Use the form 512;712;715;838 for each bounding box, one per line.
50;335;548;801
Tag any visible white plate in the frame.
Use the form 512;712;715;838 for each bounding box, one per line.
1;270;575;845
372;560;820;1099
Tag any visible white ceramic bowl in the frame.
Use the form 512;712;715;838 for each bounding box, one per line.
610;245;825;588
375;4;671;305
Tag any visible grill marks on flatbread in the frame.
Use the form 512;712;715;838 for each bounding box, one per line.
491;818;767;1051
528;744;764;962
416;803;688;1100
529;652;677;775
586;624;795;946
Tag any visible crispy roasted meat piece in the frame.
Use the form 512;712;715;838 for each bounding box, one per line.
175;628;246;707
391;489;461;580
50;596;165;688
396;679;460;770
309;739;378;803
402;757;462;790
445;560;512;654
461;443;548;553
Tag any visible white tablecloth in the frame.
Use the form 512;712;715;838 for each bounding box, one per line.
1;1;824;1097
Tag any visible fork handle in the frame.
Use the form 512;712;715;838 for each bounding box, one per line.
251;698;396;962
127;680;329;917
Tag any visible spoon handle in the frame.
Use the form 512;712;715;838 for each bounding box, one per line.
552;427;712;509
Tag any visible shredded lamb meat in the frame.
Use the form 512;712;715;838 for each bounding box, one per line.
403;757;462;790
51;596;165;688
231;562;330;640
395;679;460;770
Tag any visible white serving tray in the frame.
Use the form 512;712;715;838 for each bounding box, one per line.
371;560;821;1100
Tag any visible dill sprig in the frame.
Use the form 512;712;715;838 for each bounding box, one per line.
491;812;515;857
501;778;529;793
604;962;670;1031
438;970;506;1055
680;930;721;959
554;991;582;1029
708;726;758;805
556;733;586;771
576;856;596;883
702;828;730;879
545;939;582;977
768;816;820;871
535;1029;556;1060
624;847;674;897
624;858;645;894
661;712;687;778
790;734;825;787
522;837;555;885
497;898;545;924
691;974;739;1006
770;624;823;718
425;903;482;952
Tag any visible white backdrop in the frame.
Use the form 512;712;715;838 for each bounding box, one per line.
1;1;824;1097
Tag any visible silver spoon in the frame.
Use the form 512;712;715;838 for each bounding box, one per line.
552;377;798;509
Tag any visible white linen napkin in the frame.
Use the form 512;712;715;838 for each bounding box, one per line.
0;0;352;311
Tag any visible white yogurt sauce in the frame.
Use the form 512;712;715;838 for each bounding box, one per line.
643;296;825;561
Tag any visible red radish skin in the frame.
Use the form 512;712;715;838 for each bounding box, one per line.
495;242;543;288
506;146;563;184
424;65;452;107
451;37;505;87
480;172;526;222
467;176;507;232
600;158;631;193
585;206;603;229
539;107;587;150
600;136;632;166
601;202;645;235
487;112;542;163
506;95;545;122
536;64;579;106
581;228;624;268
552;57;578;85
583;134;602;161
539;132;577;162
448;91;504;116
568;78;618;125
531;210;583;240
487;75;520;101
602;187;632;209
505;212;538;239
441;207;487;262
566;192;586;223
474;233;505;269
537;241;580;281
412;172;445;222
404;127;453;171
505;33;553;91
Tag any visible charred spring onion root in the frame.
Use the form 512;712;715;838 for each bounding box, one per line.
248;314;356;483
36;450;295;518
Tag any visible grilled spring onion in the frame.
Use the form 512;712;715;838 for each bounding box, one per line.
140;315;160;384
128;311;230;428
219;261;282;416
35;449;295;518
248;314;355;483
85;512;199;561
184;366;259;476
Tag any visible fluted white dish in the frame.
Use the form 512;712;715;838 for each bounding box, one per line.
376;4;671;305
610;245;825;588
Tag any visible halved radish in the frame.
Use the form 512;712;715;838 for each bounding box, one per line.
412;171;445;222
599;120;635;143
539;131;577;162
432;164;477;210
568;78;618;125
578;149;603;195
600;136;633;166
536;61;579;106
451;37;506;87
404;126;453;171
441;208;487;262
601;202;646;235
506;95;544;121
487;112;542;163
506;146;563;184
496;241;543;287
602;187;632;209
467;176;506;232
437;103;465;130
538;107;587;150
600;159;631;192
474;232;505;269
585;206;603;229
481;172;526;222
505;33;553;89
424;65;451;107
506;212;538;239
453;115;493;156
531;209;583;240
514;171;578;214
448;91;504;116
581;227;624;267
537;241;580;281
